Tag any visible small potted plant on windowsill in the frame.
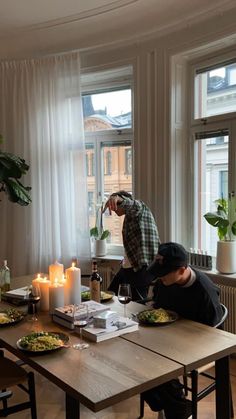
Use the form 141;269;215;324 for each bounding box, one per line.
204;196;236;273
90;203;110;257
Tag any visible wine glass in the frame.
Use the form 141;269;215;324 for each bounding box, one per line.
27;284;41;322
72;303;90;350
118;283;132;318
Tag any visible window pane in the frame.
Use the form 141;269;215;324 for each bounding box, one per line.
86;144;96;232
102;142;132;244
85;141;133;245
82;89;132;132
196;134;229;255
194;63;236;119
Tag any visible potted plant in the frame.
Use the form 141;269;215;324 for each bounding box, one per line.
204;196;236;273
90;203;110;256
0;135;31;206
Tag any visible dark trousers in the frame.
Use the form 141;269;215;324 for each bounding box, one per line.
143;379;192;419
108;266;153;301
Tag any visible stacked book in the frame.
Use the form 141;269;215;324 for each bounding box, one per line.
81;316;139;342
1;287;30;305
53;300;110;330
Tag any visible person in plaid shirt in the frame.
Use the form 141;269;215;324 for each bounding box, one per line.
103;191;160;300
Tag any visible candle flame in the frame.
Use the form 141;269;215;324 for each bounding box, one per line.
72;262;75;268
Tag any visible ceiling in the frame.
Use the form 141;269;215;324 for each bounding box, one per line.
0;0;236;59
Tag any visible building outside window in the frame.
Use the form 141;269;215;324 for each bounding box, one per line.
104;150;112;175
220;170;228;199
125;148;132;175
86;148;95;176
191;57;236;256
81;66;133;246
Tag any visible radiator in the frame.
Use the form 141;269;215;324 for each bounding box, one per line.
98;266;114;291
218;284;236;334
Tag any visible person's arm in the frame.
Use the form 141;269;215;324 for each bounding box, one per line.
103;194;123;215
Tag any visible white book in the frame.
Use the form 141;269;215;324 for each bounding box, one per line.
81;317;139;342
52;314;75;330
54;300;110;323
4;287;30;299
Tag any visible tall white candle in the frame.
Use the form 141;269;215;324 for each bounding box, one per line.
49;261;64;283
38;277;50;311
49;279;64;314
32;274;42;293
65;263;81;305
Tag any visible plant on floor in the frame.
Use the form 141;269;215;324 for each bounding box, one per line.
0;134;31;206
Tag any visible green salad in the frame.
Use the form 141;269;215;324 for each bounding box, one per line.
137;308;175;323
18;332;65;352
81;290;113;301
0;308;24;325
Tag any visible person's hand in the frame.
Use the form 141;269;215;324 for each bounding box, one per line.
103;195;123;215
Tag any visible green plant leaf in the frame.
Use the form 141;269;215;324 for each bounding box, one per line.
204;212;229;228
100;230;110;240
0;152;29;179
218;225;228;241
4;178;31;206
231;221;236;236
0;149;31;206
90;227;99;238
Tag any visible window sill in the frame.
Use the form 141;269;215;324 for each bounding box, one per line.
95;254;123;261
198;265;236;286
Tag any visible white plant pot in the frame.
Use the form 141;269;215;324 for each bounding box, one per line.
95;239;107;257
216;240;236;274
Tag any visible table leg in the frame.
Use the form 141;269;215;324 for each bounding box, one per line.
215;355;230;419
65;393;80;419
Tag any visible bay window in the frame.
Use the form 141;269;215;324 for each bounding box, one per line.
81;66;133;248
190;55;236;256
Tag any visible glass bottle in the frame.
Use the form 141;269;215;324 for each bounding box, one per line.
90;260;102;303
0;260;11;296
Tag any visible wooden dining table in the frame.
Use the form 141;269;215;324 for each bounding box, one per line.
114;299;236;419
0;303;184;419
2;276;236;418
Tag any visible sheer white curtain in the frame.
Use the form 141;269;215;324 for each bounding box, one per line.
0;52;91;276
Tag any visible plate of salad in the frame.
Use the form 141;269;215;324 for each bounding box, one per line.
17;331;69;353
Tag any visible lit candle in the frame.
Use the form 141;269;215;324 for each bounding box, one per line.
49;260;64;283
32;273;42;293
38;277;50;311
49;279;64;314
65;263;81;305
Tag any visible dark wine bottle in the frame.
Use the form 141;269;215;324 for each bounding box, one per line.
90;260;102;303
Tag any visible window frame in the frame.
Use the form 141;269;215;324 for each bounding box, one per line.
189;53;236;253
81;66;133;254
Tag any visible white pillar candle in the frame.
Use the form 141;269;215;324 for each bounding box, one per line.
60;274;69;305
49;280;64;314
65;263;81;305
49;261;64;283
32;273;42;293
38;277;50;311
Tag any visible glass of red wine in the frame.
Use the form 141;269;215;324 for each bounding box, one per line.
27;284;41;322
118;283;132;318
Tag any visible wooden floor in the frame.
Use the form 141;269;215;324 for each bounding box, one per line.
3;353;236;418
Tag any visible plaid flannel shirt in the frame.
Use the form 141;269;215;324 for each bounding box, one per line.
120;197;160;271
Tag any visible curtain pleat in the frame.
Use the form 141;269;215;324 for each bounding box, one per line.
0;52;91;276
